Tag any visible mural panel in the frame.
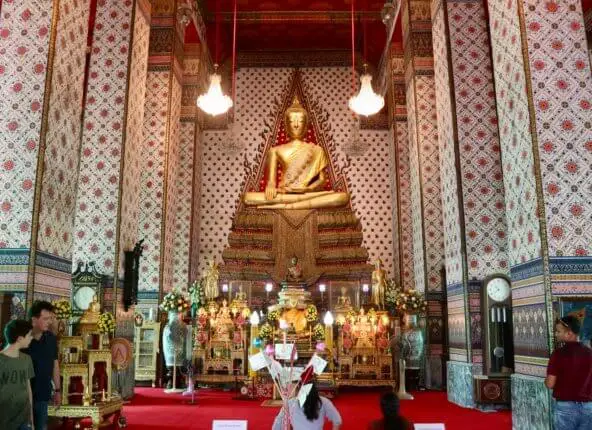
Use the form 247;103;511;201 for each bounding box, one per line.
73;0;135;273
522;0;592;257
0;0;53;249
488;0;542;267
36;0;90;259
138;70;169;293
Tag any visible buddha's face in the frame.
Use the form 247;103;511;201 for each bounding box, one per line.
286;111;307;139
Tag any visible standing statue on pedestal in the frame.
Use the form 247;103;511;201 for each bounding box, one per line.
202;259;220;301
371;258;387;309
243;96;349;209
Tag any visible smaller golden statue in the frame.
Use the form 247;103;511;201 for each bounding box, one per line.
80;294;101;324
244;96;349;209
286;255;303;282
371;258;387;309
336;287;352;309
202;259;220;301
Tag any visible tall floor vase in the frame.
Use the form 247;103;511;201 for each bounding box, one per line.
162;311;186;391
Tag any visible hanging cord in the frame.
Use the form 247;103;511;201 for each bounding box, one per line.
363;0;368;63
215;0;220;66
351;0;356;95
231;0;237;103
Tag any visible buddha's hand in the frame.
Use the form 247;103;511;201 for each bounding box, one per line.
265;185;278;200
283;186;307;194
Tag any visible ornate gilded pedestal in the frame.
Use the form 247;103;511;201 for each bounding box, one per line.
48;398;123;430
49;300;123;426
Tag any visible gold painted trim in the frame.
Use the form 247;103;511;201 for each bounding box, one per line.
393;118;404;289
27;0;61;309
551;273;592;281
511;275;545;288
158;67;175;304
514;355;549;366
516;0;554;355
187;120;199;286
112;0;140;315
512;296;546;307
412;74;429;294
157;0;181;305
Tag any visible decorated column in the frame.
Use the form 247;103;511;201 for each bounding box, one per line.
72;0;151;307
137;0;184;315
402;0;446;389
430;0;510;407
0;0;90;308
487;1;592;428
390;43;415;292
172;42;202;288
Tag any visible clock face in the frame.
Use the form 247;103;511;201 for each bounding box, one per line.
73;286;96;311
486;277;511;302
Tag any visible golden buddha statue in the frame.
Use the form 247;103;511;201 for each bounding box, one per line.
80;294;101;324
202;259;220;301
371;258;387;309
243;96;349;209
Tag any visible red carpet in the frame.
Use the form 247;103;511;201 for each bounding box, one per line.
120;388;511;430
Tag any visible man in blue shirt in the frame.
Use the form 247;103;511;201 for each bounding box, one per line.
24;301;61;430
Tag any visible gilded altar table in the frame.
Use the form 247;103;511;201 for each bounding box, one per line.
48;397;123;429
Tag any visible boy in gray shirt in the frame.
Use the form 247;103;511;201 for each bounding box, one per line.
1;319;35;430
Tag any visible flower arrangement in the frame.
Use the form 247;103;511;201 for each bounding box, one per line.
312;323;325;341
394;288;427;315
367;308;377;322
305;304;318;323
97;312;116;334
267;309;280;323
259;322;273;342
159;289;190;313
188;279;206;309
52;300;72;320
384;279;400;310
346;309;357;322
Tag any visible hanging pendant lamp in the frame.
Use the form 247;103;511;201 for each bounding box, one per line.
197;0;237;116
197;64;233;116
349;65;385;116
348;0;384;116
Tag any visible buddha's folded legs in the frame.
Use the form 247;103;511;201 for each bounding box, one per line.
243;191;349;209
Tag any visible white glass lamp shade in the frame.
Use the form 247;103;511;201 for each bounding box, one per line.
222;283;229;292
196;72;233;116
324;311;334;326
249;311;260;326
319;284;326;293
348;73;384;116
265;283;273;293
362;283;370;293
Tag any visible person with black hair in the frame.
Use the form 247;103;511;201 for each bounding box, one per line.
23;301;61;430
1;319;35;430
368;392;413;430
272;381;342;430
546;316;592;430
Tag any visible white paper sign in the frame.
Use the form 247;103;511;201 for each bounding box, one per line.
298;383;313;407
291;366;304;381
414;424;445;430
308;354;327;374
248;352;269;371
212;420;248;430
275;343;296;360
269;360;283;380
